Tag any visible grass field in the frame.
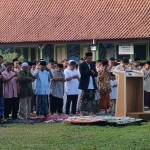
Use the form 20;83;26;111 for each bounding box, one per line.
0;122;150;150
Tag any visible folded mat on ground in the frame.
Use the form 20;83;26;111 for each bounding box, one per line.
63;116;146;126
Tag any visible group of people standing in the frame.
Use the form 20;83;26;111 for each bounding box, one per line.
0;52;149;121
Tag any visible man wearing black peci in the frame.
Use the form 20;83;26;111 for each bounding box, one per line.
78;52;97;116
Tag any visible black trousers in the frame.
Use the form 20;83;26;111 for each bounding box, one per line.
31;94;36;113
66;95;78;115
4;98;19;119
50;94;63;114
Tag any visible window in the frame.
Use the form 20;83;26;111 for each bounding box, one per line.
42;44;54;62
99;43;115;60
54;45;67;63
31;48;36;61
80;45;90;58
15;47;21;57
22;47;29;61
67;44;80;62
134;44;147;60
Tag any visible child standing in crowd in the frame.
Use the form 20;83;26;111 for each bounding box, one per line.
115;57;130;71
110;73;117;114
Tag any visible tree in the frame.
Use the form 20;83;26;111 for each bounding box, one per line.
0;50;24;63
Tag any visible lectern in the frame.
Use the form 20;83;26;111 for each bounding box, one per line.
113;70;144;117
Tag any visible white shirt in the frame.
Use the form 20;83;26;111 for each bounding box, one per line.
110;80;117;99
87;63;94;89
64;69;79;95
31;69;36;94
115;65;131;71
14;68;20;72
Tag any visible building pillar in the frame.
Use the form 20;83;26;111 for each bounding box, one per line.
148;42;149;60
92;51;96;61
28;47;31;61
40;49;42;59
36;46;38;60
38;44;45;59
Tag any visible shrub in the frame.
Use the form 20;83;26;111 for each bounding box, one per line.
0;50;24;63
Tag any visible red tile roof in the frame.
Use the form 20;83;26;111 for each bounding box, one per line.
0;0;150;43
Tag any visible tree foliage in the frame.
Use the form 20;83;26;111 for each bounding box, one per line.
0;50;24;63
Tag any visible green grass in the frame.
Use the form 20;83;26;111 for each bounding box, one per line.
0;122;150;150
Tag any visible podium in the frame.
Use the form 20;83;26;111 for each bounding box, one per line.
113;70;144;117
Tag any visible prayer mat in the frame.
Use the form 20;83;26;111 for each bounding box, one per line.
31;115;69;123
5;118;41;124
63;116;146;126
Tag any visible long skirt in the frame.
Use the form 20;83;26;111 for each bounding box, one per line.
36;95;49;116
144;91;150;107
78;90;95;112
99;92;110;109
0;97;4;118
76;90;82;111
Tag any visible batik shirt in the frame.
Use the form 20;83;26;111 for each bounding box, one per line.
98;69;111;94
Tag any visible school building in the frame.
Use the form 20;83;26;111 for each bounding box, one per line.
0;0;150;62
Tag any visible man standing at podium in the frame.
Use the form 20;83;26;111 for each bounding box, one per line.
115;57;130;71
131;58;141;71
78;52;97;116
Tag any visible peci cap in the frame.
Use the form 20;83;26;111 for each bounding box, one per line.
22;62;29;67
102;60;108;66
69;61;76;65
122;57;129;64
40;61;46;66
110;58;115;61
57;64;63;68
85;52;92;57
49;59;54;63
13;58;18;62
32;62;36;65
28;62;32;66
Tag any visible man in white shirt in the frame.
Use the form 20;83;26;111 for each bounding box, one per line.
131;58;141;71
115;57;130;71
64;61;79;115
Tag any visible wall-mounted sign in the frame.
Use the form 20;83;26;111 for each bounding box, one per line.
119;43;134;55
